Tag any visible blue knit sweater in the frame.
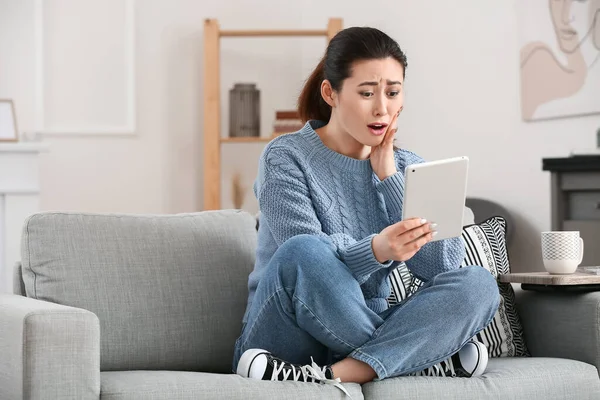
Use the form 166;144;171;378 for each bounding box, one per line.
243;120;465;323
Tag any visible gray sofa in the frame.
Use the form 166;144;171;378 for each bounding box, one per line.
1;210;599;399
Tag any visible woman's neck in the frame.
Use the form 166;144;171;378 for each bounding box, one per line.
316;118;371;160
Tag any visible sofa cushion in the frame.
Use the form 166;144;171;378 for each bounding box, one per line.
362;357;600;400
20;210;257;373
388;216;529;358
100;370;364;400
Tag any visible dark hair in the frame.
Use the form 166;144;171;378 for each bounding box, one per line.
297;27;408;123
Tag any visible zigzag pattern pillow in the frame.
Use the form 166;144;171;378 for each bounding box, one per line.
387;216;529;358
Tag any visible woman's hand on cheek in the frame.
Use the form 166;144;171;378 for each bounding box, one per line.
370;109;400;181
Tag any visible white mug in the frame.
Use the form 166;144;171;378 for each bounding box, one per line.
541;231;584;275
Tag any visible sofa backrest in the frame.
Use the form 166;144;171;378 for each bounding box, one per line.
19;210;257;373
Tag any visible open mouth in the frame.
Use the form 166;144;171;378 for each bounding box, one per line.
367;123;388;136
560;29;577;38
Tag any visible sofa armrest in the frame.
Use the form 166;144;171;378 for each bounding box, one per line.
0;294;101;400
513;286;600;374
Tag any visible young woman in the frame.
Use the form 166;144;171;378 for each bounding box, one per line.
232;26;500;394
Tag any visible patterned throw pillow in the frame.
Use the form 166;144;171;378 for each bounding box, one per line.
387;216;529;358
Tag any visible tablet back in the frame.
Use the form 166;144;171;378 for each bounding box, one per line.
402;156;469;241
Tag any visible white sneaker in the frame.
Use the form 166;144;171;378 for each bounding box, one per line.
456;339;488;377
412;339;488;378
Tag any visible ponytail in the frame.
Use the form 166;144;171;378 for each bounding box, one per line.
297;57;331;123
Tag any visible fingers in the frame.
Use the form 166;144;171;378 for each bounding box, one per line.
398;220;437;245
401;237;428;259
408;230;435;247
382;126;395;146
391;217;427;235
376;107;402;147
397;230;436;262
385;111;399;143
382;218;437;262
380;109;399;144
391;106;402;127
386;126;397;145
390;109;399;127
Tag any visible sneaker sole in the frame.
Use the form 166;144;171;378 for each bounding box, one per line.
236;348;269;379
469;341;488;377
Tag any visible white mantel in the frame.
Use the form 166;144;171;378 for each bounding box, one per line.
0;142;48;293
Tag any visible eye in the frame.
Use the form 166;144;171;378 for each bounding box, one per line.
388;91;400;97
361;92;374;98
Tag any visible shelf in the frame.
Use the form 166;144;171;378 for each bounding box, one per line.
0;142;49;153
202;18;343;210
220;134;288;144
220;29;327;38
220;136;274;143
542;155;600;172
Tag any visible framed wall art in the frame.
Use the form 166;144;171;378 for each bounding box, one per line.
519;0;600;121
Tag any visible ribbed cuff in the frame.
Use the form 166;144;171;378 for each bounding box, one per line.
341;234;392;285
375;172;404;221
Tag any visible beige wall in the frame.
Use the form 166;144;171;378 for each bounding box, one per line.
1;0;599;271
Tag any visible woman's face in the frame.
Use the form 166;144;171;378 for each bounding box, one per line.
329;57;405;148
550;0;600;53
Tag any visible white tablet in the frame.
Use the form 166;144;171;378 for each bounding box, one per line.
401;156;469;242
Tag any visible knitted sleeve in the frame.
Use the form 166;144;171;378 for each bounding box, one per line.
375;149;466;282
256;145;392;285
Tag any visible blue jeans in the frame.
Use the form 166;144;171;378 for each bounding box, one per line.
232;234;500;380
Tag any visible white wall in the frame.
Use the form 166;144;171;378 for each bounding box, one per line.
1;0;599;272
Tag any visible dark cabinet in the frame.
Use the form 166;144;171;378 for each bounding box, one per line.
543;156;600;266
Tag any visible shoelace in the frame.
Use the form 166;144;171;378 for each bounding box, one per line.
412;357;456;377
270;357;351;397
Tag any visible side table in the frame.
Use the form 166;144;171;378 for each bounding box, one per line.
499;269;600;292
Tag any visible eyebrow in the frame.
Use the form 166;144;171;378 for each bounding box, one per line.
358;80;402;87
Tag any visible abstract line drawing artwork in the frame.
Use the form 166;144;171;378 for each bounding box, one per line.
519;0;600;121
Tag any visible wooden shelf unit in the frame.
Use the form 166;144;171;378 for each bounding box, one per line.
220;137;274;144
202;18;343;210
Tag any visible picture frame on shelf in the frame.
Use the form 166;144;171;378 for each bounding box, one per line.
0;99;18;142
